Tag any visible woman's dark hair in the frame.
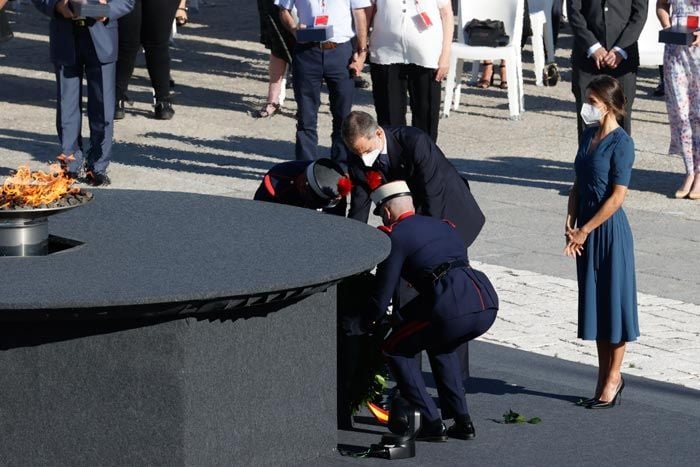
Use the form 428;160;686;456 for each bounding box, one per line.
586;75;627;121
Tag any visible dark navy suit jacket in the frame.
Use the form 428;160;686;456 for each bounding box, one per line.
348;126;485;248
32;0;134;65
567;0;648;74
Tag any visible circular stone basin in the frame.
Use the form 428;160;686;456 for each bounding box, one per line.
0;189;390;315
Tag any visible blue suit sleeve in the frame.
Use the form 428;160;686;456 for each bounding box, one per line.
367;234;404;323
107;0;135;21
611;135;635;187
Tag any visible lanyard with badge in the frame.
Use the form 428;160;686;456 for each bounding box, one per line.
314;0;329;27
413;0;434;31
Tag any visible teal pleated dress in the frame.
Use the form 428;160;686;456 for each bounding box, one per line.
574;127;640;343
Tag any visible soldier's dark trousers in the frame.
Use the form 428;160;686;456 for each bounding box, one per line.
382;307;497;422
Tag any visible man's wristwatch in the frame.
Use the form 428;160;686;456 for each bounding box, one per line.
356;47;368;54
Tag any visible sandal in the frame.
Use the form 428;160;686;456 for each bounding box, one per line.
476;63;494;89
256;102;280;118
498;65;508;90
175;7;188;27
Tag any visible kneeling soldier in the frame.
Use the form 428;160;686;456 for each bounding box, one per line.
365;181;499;441
253;158;352;214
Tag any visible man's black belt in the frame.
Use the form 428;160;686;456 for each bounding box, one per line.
73;18;96;28
300;41;338;49
427;259;470;283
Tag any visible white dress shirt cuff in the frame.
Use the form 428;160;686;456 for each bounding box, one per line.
587;42;602;58
612;46;628;60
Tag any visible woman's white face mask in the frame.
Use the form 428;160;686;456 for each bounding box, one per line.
580;103;604;126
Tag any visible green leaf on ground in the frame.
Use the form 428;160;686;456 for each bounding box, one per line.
502;409;541;425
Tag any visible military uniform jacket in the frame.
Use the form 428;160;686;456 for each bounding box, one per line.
567;0;648;73
253;160;313;208
32;0;135;65
348;126;485;248
368;213;498;325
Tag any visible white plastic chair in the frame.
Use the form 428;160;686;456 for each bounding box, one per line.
443;0;525;120
527;0;555;86
638;1;664;67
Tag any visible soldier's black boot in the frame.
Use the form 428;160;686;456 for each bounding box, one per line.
447;414;476;440
414;418;447;442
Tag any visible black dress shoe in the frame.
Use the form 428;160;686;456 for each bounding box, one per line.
115;94;131;120
652;82;665;97
447;414;476;440
115;99;125;120
86;171;111;187
154;99;175;120
414;419;448;442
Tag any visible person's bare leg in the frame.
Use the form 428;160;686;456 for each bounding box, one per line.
599;342;625;402
593;340;609;398
261;53;287;116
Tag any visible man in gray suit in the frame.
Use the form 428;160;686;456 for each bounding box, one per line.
568;0;648;139
32;0;134;185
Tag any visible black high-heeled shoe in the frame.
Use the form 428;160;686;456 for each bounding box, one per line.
587;378;625;409
575;397;597;407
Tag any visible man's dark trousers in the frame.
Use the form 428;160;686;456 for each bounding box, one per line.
292;41;354;162
55;27;115;174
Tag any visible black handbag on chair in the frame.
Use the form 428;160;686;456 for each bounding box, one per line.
463;19;509;47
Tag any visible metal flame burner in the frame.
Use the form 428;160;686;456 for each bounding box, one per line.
0;193;92;256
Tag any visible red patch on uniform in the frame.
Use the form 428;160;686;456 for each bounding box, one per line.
337;176;352;197
263;174;276;197
366;170;384;191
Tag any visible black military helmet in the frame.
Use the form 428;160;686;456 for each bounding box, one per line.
303;158;352;209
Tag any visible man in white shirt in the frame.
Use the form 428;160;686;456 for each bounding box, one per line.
276;0;370;162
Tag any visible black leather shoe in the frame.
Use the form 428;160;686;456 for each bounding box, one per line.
447;414;476;440
115;99;125;120
652;82;665;97
115;94;131;120
154;99;175;120
86;171;111;187
414;419;448;442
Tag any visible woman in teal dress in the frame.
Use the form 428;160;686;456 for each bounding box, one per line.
565;76;639;409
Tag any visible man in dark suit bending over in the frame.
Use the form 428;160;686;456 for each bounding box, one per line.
341;110;485;386
567;0;648;138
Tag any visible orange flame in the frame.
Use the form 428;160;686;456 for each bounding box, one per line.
367;402;389;424
0;164;78;209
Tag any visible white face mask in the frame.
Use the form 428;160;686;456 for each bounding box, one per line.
580;103;603;126
361;147;381;167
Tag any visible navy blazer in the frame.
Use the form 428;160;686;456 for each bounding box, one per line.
567;0;648;73
32;0;134;65
348;126;485;248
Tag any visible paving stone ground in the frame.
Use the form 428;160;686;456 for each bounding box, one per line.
1;1;698;390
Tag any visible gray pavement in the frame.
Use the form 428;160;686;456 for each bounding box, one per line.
0;0;698;394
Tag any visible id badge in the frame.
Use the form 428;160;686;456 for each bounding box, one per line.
314;15;329;27
413;11;433;31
